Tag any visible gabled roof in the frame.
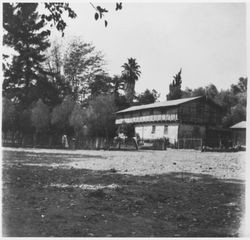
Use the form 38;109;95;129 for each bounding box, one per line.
116;96;203;114
230;121;246;129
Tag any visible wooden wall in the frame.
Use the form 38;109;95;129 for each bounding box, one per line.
178;100;222;126
232;129;246;146
178;124;206;139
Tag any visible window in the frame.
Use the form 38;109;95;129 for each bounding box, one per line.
151;125;156;134
164;125;168;134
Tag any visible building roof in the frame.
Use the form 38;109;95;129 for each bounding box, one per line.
230;121;246;129
116;96;203;114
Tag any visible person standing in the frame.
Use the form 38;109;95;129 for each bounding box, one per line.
62;134;69;149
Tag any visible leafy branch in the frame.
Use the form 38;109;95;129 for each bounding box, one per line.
43;3;77;36
90;2;122;27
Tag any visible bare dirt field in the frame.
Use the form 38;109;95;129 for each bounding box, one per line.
2;147;246;237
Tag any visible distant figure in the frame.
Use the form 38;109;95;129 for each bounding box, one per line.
163;137;169;150
72;137;76;149
132;137;139;150
62;134;69;148
135;133;140;145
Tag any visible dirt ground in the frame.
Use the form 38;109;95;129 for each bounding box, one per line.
2;147;246;237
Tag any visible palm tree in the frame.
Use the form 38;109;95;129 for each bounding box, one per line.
121;58;141;104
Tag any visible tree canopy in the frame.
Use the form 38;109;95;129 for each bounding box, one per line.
136;89;160;105
3;3;51;106
64;38;105;102
167;68;182;100
122;58;141;104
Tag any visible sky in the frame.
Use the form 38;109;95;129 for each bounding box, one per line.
46;2;246;100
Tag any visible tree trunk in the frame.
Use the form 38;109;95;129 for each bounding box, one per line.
125;80;135;104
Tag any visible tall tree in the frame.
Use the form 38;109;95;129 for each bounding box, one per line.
64;38;105;102
167;68;182;100
121;58;141;104
3;3;50;106
44;41;71;104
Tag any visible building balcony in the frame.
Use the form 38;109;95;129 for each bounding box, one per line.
115;114;178;125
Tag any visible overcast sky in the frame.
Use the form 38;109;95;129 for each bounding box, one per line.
49;2;246;100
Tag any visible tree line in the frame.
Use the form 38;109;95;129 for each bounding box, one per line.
2;3;159;147
167;69;247;127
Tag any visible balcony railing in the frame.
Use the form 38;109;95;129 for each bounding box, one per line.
115;114;178;124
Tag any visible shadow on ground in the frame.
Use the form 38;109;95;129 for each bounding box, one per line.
2;157;245;237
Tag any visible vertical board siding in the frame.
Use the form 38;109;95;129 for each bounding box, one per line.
178;124;206;138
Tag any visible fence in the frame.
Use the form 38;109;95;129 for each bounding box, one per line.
77;137;110;150
2;132;62;148
2;132;205;151
2;132;112;150
177;138;203;149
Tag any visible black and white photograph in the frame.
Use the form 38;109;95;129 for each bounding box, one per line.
1;1;248;237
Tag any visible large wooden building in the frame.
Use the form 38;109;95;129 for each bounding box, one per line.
115;96;226;148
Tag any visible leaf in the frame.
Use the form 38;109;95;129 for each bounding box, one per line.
96;6;102;11
94;12;99;20
116;2;122;11
104;20;108;27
